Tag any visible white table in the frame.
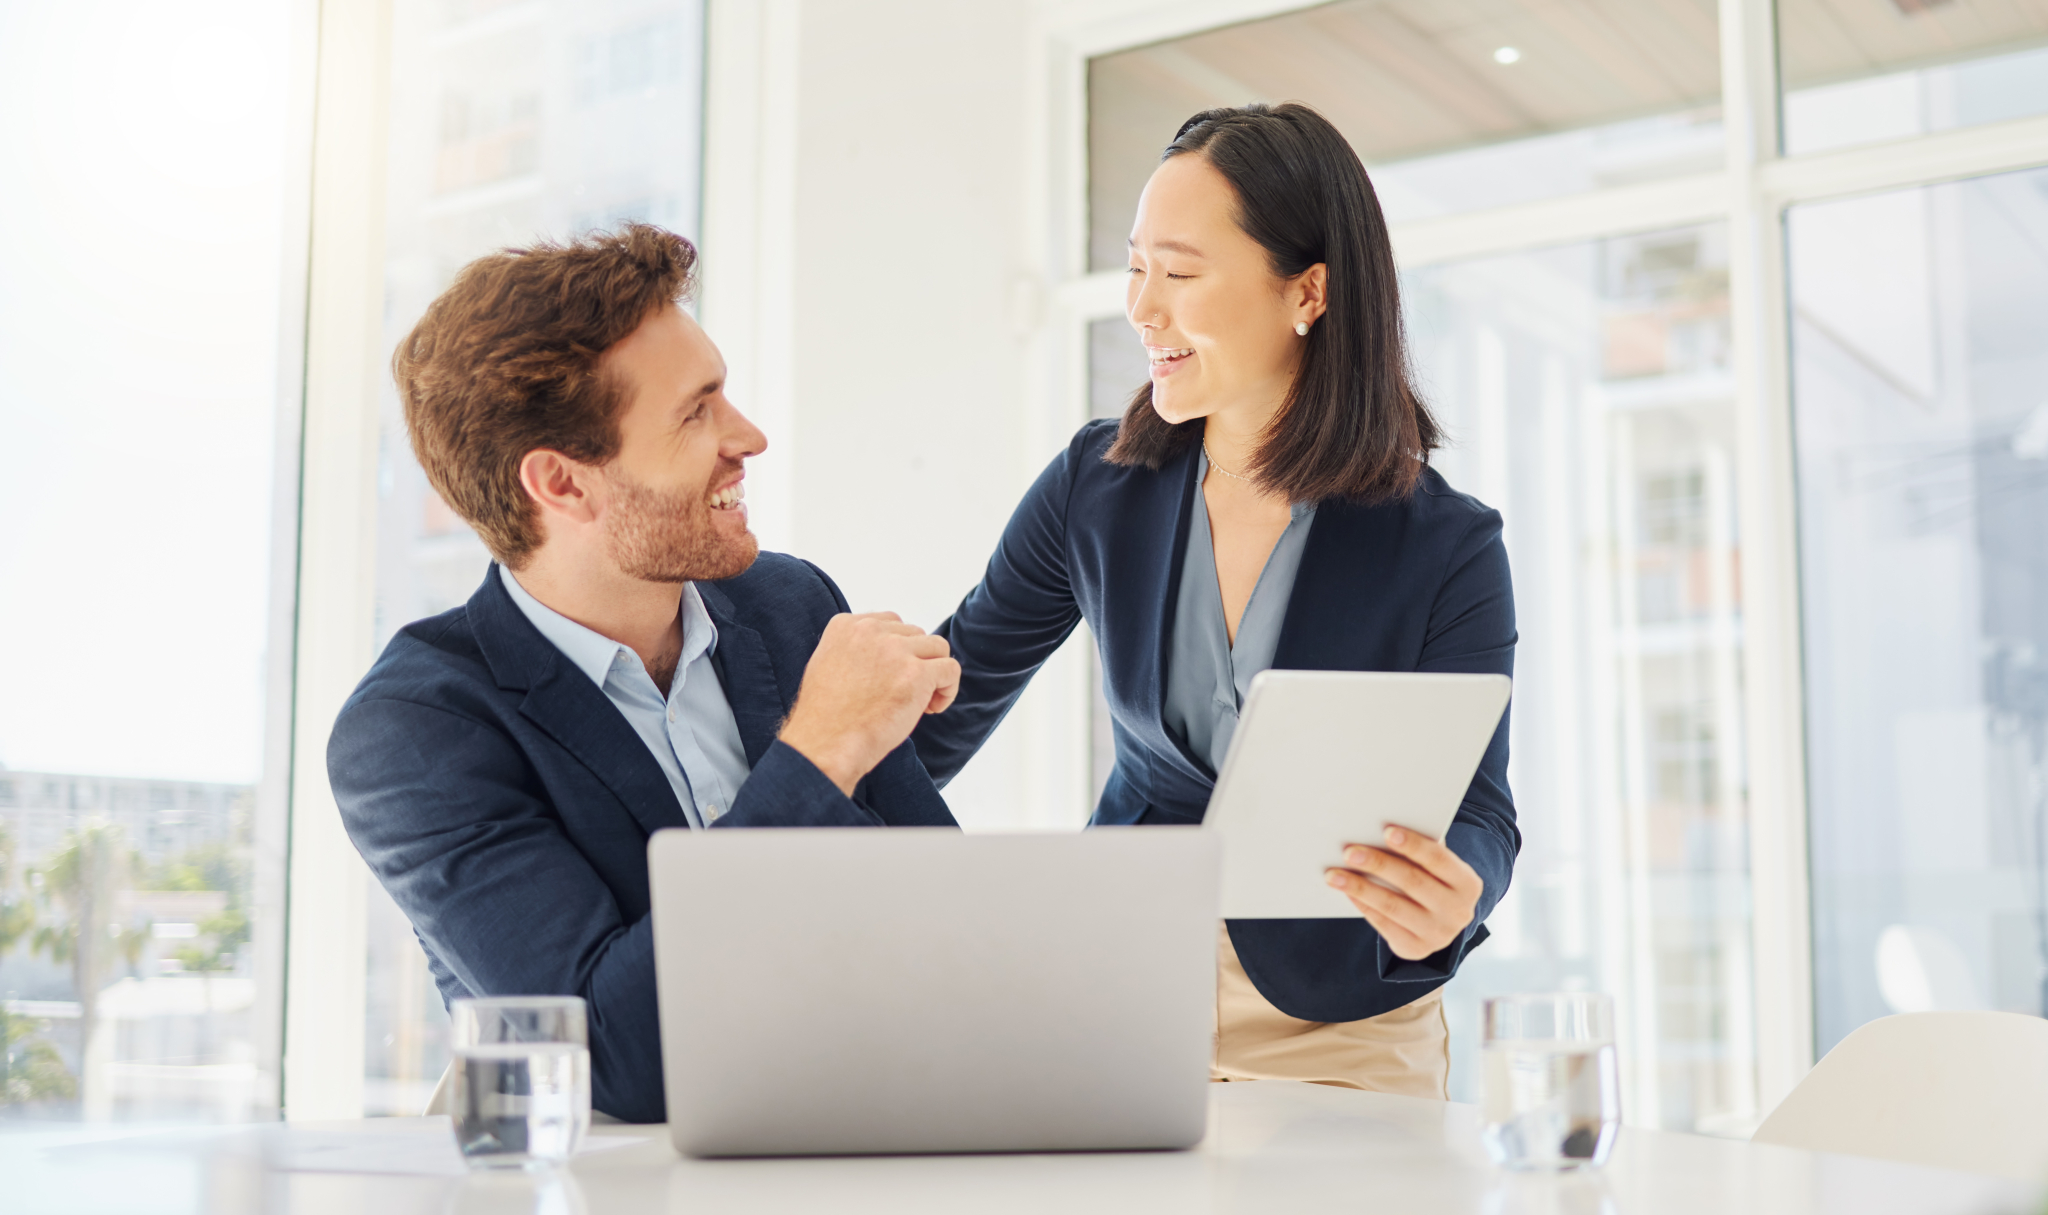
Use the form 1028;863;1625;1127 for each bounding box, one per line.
8;1082;2039;1215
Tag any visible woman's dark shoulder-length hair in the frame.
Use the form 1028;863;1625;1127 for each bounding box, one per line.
1105;102;1440;503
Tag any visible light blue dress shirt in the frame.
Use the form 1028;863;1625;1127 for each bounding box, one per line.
499;565;751;828
1161;449;1318;776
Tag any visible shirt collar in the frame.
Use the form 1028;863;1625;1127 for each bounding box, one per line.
677;577;719;669
498;564;718;691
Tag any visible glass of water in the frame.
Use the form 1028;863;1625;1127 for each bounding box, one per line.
449;996;591;1170
1480;992;1621;1170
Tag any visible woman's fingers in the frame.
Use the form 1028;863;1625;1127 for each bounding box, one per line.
1341;845;1463;924
1326;868;1431;938
1332;878;1435;960
1348;829;1483;902
1368;916;1432;961
1330;827;1484;960
1342;844;1440;900
1384;823;1482;881
1385;826;1484;895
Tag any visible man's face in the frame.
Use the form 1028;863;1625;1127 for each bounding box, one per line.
594;304;766;584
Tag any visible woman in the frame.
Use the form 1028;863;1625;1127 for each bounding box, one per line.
912;103;1517;1097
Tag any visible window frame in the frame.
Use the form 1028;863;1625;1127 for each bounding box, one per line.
284;0;394;1120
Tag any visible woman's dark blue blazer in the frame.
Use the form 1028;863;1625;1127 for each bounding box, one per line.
912;419;1520;1023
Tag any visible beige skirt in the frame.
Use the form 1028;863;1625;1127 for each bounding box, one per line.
1211;923;1449;1099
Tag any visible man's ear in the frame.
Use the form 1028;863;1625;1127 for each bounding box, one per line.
518;449;602;527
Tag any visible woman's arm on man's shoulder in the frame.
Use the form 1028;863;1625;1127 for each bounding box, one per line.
910;423;1110;784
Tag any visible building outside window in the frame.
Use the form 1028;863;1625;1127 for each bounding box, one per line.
0;0;308;1122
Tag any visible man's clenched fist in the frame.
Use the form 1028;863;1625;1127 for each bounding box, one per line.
776;612;961;796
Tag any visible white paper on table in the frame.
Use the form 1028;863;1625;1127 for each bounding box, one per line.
264;1120;645;1177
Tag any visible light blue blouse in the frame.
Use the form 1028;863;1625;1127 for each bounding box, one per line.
1161;450;1318;776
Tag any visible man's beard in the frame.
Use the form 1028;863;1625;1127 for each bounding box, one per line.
600;465;758;584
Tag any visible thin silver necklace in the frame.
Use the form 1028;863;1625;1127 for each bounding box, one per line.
1202;441;1253;483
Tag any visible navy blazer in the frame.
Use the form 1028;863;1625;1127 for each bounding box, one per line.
913;419;1518;1023
329;554;956;1123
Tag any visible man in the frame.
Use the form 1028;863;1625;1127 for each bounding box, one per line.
329;225;960;1123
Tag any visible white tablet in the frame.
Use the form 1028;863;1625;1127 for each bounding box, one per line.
1202;670;1511;919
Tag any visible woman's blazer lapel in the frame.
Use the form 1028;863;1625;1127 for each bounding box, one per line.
1271;496;1418;675
1093;445;1212;786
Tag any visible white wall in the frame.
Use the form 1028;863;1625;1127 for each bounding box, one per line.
785;0;1035;625
702;0;1091;830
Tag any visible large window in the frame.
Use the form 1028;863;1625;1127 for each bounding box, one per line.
1093;221;1756;1130
1084;1;1752;1136
1779;0;2048;155
1086;0;1726;266
0;0;307;1122
1408;227;1753;1132
1792;166;2048;1052
1075;0;2048;1133
362;0;707;1116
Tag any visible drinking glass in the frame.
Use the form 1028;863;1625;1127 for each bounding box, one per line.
1480;993;1621;1170
449;996;591;1170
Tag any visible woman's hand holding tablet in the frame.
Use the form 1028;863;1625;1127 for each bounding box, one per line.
1324;825;1485;959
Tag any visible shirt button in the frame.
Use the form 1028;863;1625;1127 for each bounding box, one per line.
706;804;720;820
667;707;677;723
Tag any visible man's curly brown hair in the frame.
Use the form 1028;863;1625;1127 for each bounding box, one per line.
391;223;699;568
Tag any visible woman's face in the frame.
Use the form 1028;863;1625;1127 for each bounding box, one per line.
1125;153;1324;428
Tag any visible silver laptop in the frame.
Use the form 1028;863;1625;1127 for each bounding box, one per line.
647;826;1218;1157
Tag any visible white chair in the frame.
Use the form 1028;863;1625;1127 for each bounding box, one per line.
1752;1010;2048;1182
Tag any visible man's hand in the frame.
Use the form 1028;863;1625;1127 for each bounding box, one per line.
777;612;961;796
1324;826;1482;961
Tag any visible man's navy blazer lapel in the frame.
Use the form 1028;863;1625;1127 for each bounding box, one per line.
466;568;689;840
696;581;785;768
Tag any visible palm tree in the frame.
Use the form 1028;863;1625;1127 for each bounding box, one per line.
0;822;51;1104
31;821;144;1101
0;821;32;958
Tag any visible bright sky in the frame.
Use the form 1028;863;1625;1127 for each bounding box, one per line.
0;0;296;784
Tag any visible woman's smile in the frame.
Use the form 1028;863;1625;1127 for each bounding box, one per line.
1146;344;1194;377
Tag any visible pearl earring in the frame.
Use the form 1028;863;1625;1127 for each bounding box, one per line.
1295;321;1309;336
